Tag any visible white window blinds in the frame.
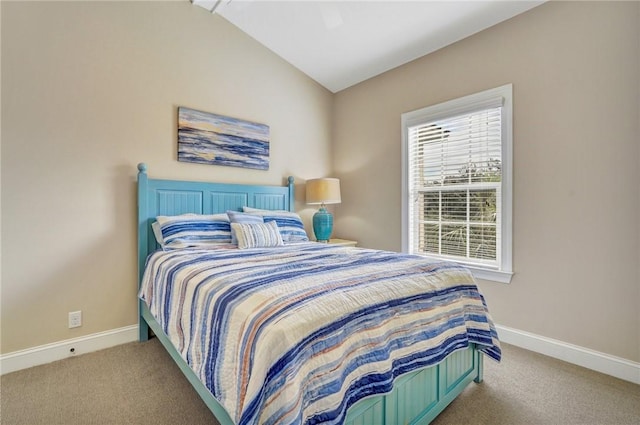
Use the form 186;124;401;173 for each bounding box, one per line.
402;84;513;283
407;106;502;268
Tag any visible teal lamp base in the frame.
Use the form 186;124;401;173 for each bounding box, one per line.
313;207;333;242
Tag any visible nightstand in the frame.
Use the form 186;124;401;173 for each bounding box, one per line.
325;238;358;247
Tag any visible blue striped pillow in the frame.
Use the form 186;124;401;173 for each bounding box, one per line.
227;210;264;245
242;207;309;242
156;214;231;249
231;221;284;249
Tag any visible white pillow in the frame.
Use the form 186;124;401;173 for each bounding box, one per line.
151;221;165;248
231;221;284;249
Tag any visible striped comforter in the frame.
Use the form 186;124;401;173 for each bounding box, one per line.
139;243;501;425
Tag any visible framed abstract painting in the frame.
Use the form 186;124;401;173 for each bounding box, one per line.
178;107;270;170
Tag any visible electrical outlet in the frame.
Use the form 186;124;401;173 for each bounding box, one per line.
68;311;82;328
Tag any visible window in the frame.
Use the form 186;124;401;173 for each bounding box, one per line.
402;84;513;283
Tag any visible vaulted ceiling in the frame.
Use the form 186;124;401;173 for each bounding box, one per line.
193;1;545;93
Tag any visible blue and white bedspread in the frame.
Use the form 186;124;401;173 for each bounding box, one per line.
139;243;501;425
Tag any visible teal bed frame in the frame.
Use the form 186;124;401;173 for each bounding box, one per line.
136;163;484;425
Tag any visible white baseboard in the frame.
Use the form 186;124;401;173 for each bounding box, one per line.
2;323;638;385
0;325;138;375
496;324;640;385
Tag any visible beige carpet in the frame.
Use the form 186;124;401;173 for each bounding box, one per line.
1;340;639;425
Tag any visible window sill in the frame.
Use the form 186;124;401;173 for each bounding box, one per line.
465;265;513;284
413;253;513;284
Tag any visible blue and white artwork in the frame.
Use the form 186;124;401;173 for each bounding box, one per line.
178;107;270;170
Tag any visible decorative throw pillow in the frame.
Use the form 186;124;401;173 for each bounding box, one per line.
231;220;284;249
156;213;231;249
242;207;309;242
227;210;264;245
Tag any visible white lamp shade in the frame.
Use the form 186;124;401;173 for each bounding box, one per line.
306;178;341;205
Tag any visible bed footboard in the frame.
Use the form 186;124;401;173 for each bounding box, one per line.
344;346;483;425
141;304;482;425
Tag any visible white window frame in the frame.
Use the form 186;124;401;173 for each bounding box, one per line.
401;84;513;283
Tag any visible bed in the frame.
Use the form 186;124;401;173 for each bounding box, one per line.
136;163;500;425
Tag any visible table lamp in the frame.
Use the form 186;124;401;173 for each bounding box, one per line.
306;178;341;242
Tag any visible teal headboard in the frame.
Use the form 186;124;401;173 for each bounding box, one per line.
136;163;294;286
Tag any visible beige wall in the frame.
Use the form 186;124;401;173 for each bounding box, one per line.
333;1;640;362
2;1;639;367
1;2;333;353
